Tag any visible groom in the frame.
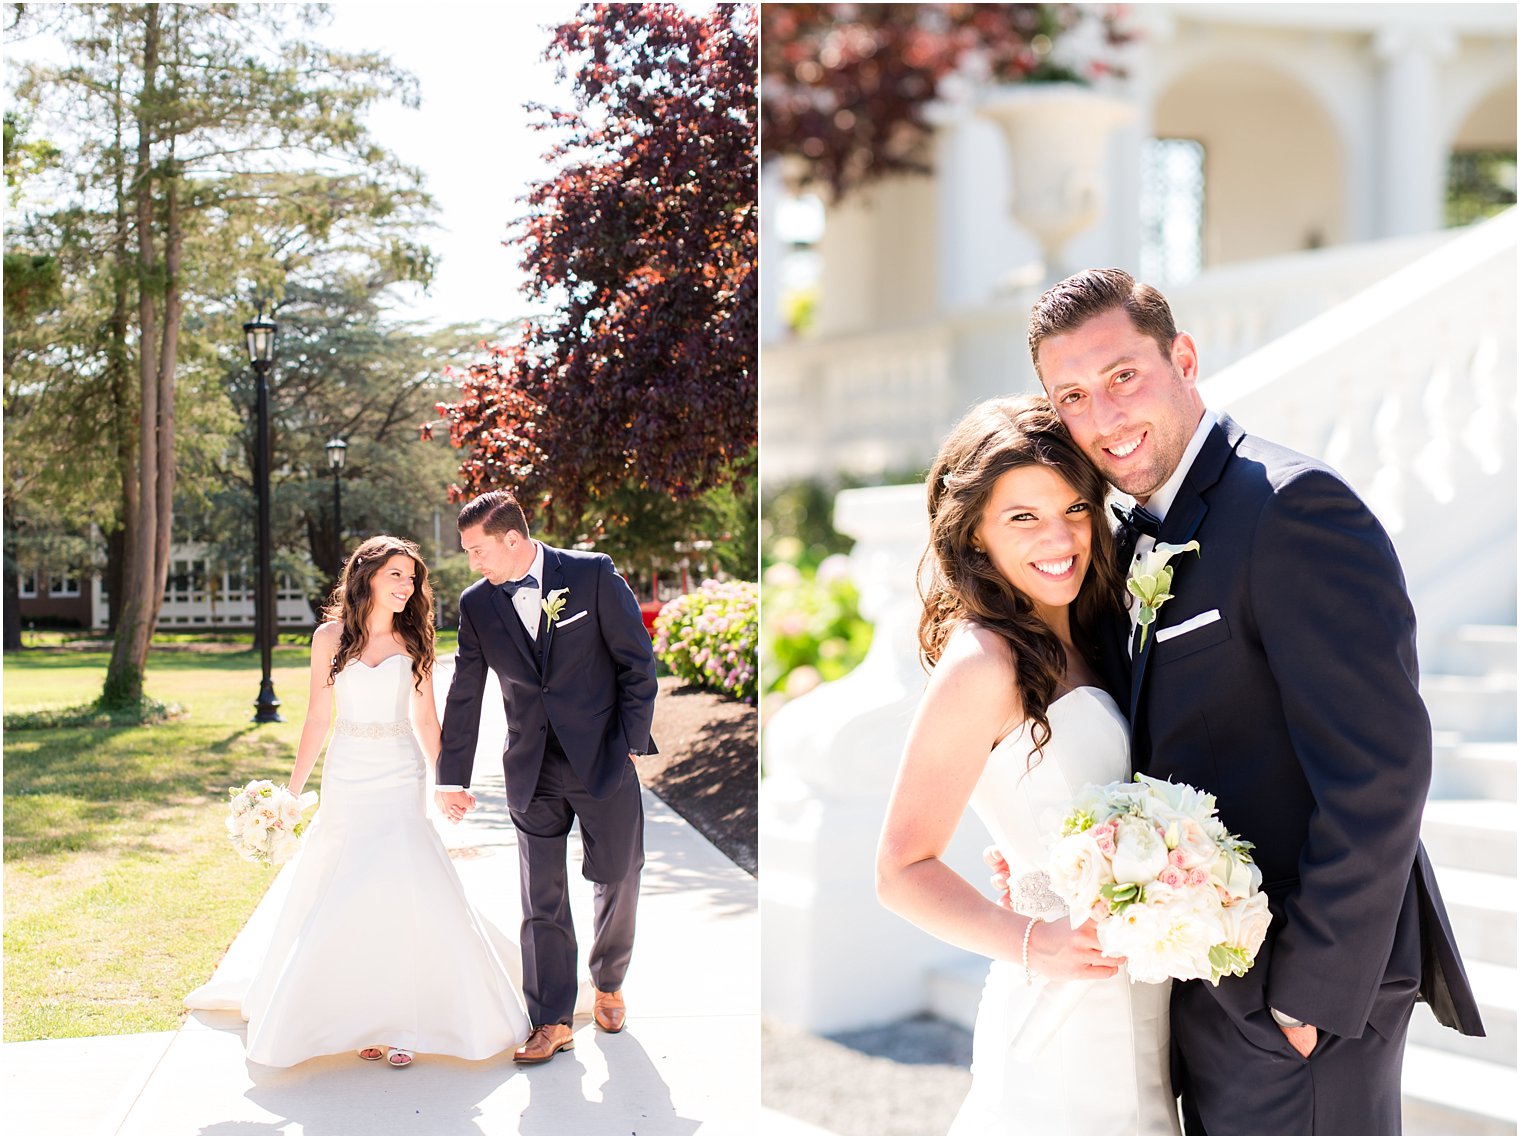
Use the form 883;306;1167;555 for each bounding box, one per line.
1014;269;1483;1133
436;490;658;1064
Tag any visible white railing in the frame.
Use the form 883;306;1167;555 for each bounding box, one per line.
762;227;1471;487
1203;208;1518;656
762;325;958;484
1168;230;1454;373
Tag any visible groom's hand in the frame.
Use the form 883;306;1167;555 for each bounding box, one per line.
435;789;476;824
1280;1023;1318;1058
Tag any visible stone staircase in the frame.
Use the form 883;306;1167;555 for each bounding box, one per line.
925;624;1518;1135
1404;624;1518;1136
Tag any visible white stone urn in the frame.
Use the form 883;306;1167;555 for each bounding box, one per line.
977;83;1136;279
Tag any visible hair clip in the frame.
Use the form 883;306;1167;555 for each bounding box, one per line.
941;472;953;489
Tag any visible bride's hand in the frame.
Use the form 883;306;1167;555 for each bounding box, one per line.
983;846;1013;909
1027;918;1124;981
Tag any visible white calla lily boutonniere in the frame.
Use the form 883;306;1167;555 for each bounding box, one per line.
542;587;570;626
1128;541;1201;651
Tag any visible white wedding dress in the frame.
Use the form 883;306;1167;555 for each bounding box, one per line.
186;654;529;1067
950;686;1180;1135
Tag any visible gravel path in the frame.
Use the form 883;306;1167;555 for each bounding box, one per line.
762;1015;972;1135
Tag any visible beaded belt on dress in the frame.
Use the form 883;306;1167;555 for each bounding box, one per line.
333;718;413;739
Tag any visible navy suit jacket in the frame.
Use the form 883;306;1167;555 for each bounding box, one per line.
1108;415;1482;1043
437;544;658;813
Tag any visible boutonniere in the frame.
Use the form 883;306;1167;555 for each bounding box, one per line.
542;587;569;625
1127;541;1201;651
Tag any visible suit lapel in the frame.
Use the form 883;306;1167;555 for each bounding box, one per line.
537;546;567;670
488;580;541;675
1128;416;1241;723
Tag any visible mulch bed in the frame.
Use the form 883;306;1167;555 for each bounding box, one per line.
636;676;757;875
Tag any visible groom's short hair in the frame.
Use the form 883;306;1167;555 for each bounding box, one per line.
1027;268;1178;379
458;490;530;538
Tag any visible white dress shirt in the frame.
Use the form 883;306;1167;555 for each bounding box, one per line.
1123;409;1218;645
505;541;546;641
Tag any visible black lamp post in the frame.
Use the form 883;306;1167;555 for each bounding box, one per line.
244;310;282;723
325;437;347;550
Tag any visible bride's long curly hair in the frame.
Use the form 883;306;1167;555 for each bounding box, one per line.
321;535;436;691
919;395;1124;765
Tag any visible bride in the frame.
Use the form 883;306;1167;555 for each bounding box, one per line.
876;396;1179;1134
188;535;528;1068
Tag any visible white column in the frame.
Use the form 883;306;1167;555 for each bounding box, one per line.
760;160;786;345
1374;26;1456;238
760;485;990;1033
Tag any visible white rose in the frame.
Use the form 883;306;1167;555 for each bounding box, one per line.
1111;816;1170;885
1170;817;1220;870
277;797;303;827
1047;831;1114;925
1101;884;1224;983
1216;891;1272;959
1211;846;1263;901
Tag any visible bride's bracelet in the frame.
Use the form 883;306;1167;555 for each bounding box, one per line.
1022;916;1037;986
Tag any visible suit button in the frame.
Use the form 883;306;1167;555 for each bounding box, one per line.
541;685;549;693
539;725;545;733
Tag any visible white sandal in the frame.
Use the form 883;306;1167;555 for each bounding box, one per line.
386;1047;414;1068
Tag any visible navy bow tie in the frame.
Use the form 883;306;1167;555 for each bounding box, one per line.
501;573;539;598
1111;502;1162;540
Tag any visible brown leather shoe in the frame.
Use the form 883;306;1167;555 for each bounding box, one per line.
593;989;626;1033
512;1023;574;1064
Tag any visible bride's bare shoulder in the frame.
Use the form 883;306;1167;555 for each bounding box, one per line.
935;620;1019;692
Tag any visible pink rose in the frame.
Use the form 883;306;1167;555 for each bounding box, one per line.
1186;867;1211;887
1158;866;1187;889
1168;849;1188;868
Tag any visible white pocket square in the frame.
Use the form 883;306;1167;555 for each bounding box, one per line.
555;610;588;629
1156;608;1221;643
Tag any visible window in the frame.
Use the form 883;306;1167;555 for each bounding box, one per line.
18;571;38;599
1447;149;1517;227
1140;138;1205;286
48;572;81;598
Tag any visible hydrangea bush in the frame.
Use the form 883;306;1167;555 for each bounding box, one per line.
653;579;758;703
760;552;873;718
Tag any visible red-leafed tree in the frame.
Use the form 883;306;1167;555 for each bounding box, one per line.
431;3;757;535
762;3;1129;202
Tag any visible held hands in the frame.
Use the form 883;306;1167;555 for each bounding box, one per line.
435;789;476;824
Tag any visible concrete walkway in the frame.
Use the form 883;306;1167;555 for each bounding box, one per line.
4;666;759;1136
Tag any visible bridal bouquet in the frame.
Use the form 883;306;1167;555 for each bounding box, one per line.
224;779;318;866
1047;773;1271;984
1010;773;1269;1061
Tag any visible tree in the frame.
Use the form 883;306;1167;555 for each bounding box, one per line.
190;279;483;616
761;3;1129;201
7;4;433;707
430;3;757;532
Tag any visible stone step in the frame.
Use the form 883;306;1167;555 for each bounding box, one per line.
1401;1042;1518;1135
1407;959;1517;1068
1421;674;1517;742
1442;625;1519;679
1435;866;1518;967
1421;799;1518;874
926;955;985;1035
1432;737;1517;802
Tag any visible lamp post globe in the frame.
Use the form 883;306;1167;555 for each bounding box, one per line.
244;310;282;723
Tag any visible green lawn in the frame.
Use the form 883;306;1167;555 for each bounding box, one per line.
5;641;367;1040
